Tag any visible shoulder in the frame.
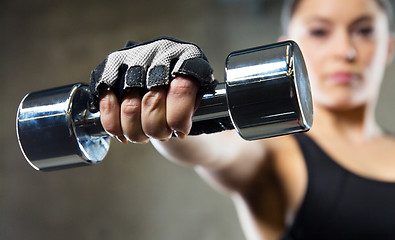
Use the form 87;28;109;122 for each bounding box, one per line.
234;135;307;220
266;134;306;178
266;134;308;217
246;134;306;198
196;132;308;231
197;133;306;198
233;135;308;232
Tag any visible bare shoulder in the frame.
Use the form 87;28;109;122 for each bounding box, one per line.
266;134;306;178
195;133;308;237
266;134;307;217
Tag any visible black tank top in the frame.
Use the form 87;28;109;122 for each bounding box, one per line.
281;133;395;240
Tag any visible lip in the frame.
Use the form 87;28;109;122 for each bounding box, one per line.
328;72;358;84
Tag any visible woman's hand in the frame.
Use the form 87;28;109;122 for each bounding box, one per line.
99;75;200;143
89;37;214;143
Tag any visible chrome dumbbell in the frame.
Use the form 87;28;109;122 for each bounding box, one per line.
16;41;313;171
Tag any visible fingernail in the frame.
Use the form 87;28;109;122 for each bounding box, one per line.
158;133;174;142
115;136;128;144
173;130;186;139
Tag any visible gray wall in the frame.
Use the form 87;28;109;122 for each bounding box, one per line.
1;0;394;240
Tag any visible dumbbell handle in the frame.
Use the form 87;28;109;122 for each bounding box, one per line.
76;82;230;138
16;82;231;171
17;41;313;171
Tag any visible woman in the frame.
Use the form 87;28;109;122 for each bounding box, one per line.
92;0;395;239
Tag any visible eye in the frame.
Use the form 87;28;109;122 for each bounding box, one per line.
355;26;373;37
309;28;328;38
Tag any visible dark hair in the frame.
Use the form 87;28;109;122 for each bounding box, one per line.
281;0;394;34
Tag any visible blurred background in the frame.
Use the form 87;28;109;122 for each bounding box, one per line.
1;0;395;239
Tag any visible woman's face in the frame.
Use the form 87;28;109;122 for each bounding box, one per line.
287;0;393;111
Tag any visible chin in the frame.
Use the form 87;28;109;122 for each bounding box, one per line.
318;97;366;112
313;87;369;111
329;103;362;111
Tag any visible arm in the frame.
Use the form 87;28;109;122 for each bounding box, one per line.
152;130;268;193
100;73;268;194
91;37;268;194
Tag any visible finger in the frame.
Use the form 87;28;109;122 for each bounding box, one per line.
120;89;149;143
99;90;127;143
166;75;200;138
141;86;173;140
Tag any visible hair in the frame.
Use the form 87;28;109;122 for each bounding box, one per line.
281;0;394;34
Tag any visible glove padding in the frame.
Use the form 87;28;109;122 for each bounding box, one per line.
89;36;233;136
89;37;214;111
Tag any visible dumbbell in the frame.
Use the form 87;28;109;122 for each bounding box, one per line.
16;41;313;171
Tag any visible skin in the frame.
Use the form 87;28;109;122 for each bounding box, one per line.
99;0;395;239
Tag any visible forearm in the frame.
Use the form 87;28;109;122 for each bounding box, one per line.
151;130;242;168
152;129;269;195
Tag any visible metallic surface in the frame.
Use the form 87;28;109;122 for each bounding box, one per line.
16;41;313;171
16;84;110;171
192;83;228;122
225;41;313;140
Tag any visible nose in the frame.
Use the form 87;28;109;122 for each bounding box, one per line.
333;29;357;62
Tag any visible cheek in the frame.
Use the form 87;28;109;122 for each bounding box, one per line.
297;43;331;103
297;41;327;84
358;42;377;71
359;41;387;90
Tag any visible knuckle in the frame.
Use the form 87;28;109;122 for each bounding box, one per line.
99;95;117;114
140;88;171;140
169;79;198;96
99;94;122;136
121;98;141;116
142;89;166;108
